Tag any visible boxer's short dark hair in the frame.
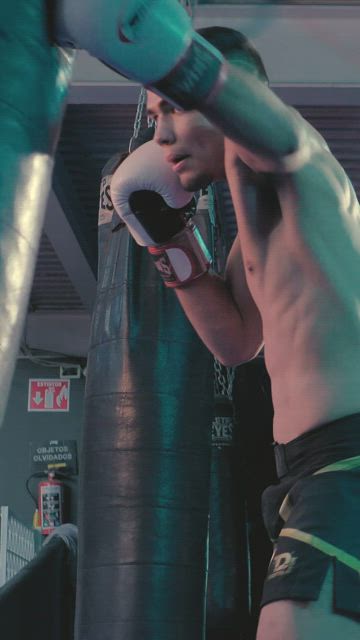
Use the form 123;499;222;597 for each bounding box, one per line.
197;26;269;83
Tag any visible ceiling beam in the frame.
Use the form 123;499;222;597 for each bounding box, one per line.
43;190;97;312
68;82;360;107
24;312;92;358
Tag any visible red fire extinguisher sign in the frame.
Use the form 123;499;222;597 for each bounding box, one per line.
28;379;70;412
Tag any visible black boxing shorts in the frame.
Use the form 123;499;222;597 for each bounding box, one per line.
260;413;360;619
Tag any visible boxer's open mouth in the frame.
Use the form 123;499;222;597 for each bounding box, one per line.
168;154;190;172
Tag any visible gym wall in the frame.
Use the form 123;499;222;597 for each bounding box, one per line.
0;360;85;529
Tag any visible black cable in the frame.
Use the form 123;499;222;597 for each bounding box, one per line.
25;471;47;507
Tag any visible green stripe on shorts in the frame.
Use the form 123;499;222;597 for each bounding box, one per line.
280;527;360;573
313;454;360;475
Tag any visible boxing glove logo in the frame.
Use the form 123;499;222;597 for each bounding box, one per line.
118;0;151;43
152;252;176;284
99;175;114;226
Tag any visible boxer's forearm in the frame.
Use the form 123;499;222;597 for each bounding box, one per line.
175;271;262;367
202;63;307;173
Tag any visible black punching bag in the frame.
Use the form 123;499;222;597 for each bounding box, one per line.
206;363;251;640
75;154;214;639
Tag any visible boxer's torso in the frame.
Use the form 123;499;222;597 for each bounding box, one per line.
225;139;360;443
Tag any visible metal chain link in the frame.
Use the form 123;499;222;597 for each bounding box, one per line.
208;182;236;403
128;87;147;153
214;358;235;400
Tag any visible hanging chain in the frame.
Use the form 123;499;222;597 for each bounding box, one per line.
208;185;236;403
214;358;235;401
128;86;147;153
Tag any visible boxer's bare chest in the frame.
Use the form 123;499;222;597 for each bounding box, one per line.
226;151;360;437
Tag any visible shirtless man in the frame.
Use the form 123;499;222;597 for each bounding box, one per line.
107;17;360;639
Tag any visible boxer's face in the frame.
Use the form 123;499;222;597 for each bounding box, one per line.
147;91;225;191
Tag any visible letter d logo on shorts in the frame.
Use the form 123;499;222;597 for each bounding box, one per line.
266;551;297;580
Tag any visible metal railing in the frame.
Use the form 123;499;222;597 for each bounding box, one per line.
0;506;41;587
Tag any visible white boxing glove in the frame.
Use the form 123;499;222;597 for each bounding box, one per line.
110;140;193;246
53;0;224;110
110;140;212;287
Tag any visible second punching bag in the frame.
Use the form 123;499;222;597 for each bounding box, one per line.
206;361;251;640
75;150;214;640
206;355;275;640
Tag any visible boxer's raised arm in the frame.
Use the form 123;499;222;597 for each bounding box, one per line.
53;0;310;173
201;64;310;174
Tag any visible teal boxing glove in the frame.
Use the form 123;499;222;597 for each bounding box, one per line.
53;0;225;109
